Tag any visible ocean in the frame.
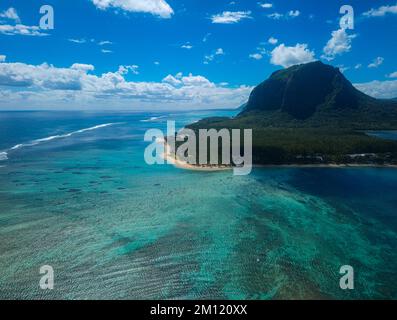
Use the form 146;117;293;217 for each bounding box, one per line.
0;111;396;299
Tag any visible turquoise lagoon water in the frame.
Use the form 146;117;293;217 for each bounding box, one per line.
0;111;396;299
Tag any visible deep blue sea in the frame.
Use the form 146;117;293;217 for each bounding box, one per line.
0;111;396;299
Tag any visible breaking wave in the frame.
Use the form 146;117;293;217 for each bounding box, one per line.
0;123;122;161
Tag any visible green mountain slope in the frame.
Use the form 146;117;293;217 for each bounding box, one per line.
186;62;397;165
199;61;397;129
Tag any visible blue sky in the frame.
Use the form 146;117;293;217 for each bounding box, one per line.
0;0;396;110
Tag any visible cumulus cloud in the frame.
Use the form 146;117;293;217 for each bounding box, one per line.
387;71;397;78
0;61;252;110
0;62;83;89
270;43;315;68
363;3;397;17
71;63;95;72
268;37;278;45
0;8;20;23
0;55;6;62
90;0;174;18
118;65;139;75
0;24;48;36
322;28;356;61
355;80;397;99
211;11;252;24
368;57;384;68
0;7;49;37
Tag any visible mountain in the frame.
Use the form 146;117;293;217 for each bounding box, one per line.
242;61;381;118
199;61;397;129
186;61;397;165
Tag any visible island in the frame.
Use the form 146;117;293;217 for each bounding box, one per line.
173;61;397;168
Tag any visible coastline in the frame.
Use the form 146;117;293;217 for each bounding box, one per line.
160;138;232;172
160;139;397;171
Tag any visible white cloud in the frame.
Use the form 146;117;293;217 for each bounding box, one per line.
270;43;315;68
0;8;49;37
0;61;252;110
204;48;225;64
0;8;20;23
268;37;278;45
355;80;397;99
181;43;193;50
0;24;48;36
354;64;362;69
249;53;263;60
368;57;384;68
259;3;273;9
267;10;300;20
154;61;160;65
68;38;87;44
322;28;356;61
162;74;182;86
90;0;174;18
288;10;300;17
0;55;6;62
118;65;139;75
71;64;95;72
363;3;397;17
101;49;113;54
98;40;113;46
0;62;84;89
267;13;283;20
387;71;397;78
211;11;252;24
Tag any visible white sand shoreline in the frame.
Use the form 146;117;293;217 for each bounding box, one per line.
159;139;397;172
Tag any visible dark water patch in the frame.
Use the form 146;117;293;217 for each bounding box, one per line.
68;189;81;193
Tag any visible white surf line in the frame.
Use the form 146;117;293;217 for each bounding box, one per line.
140;116;166;122
0;122;124;161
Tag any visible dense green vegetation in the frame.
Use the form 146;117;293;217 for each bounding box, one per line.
185;124;397;165
185;62;397;165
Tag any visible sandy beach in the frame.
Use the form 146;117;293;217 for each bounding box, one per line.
159;138;397;171
159;138;232;172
